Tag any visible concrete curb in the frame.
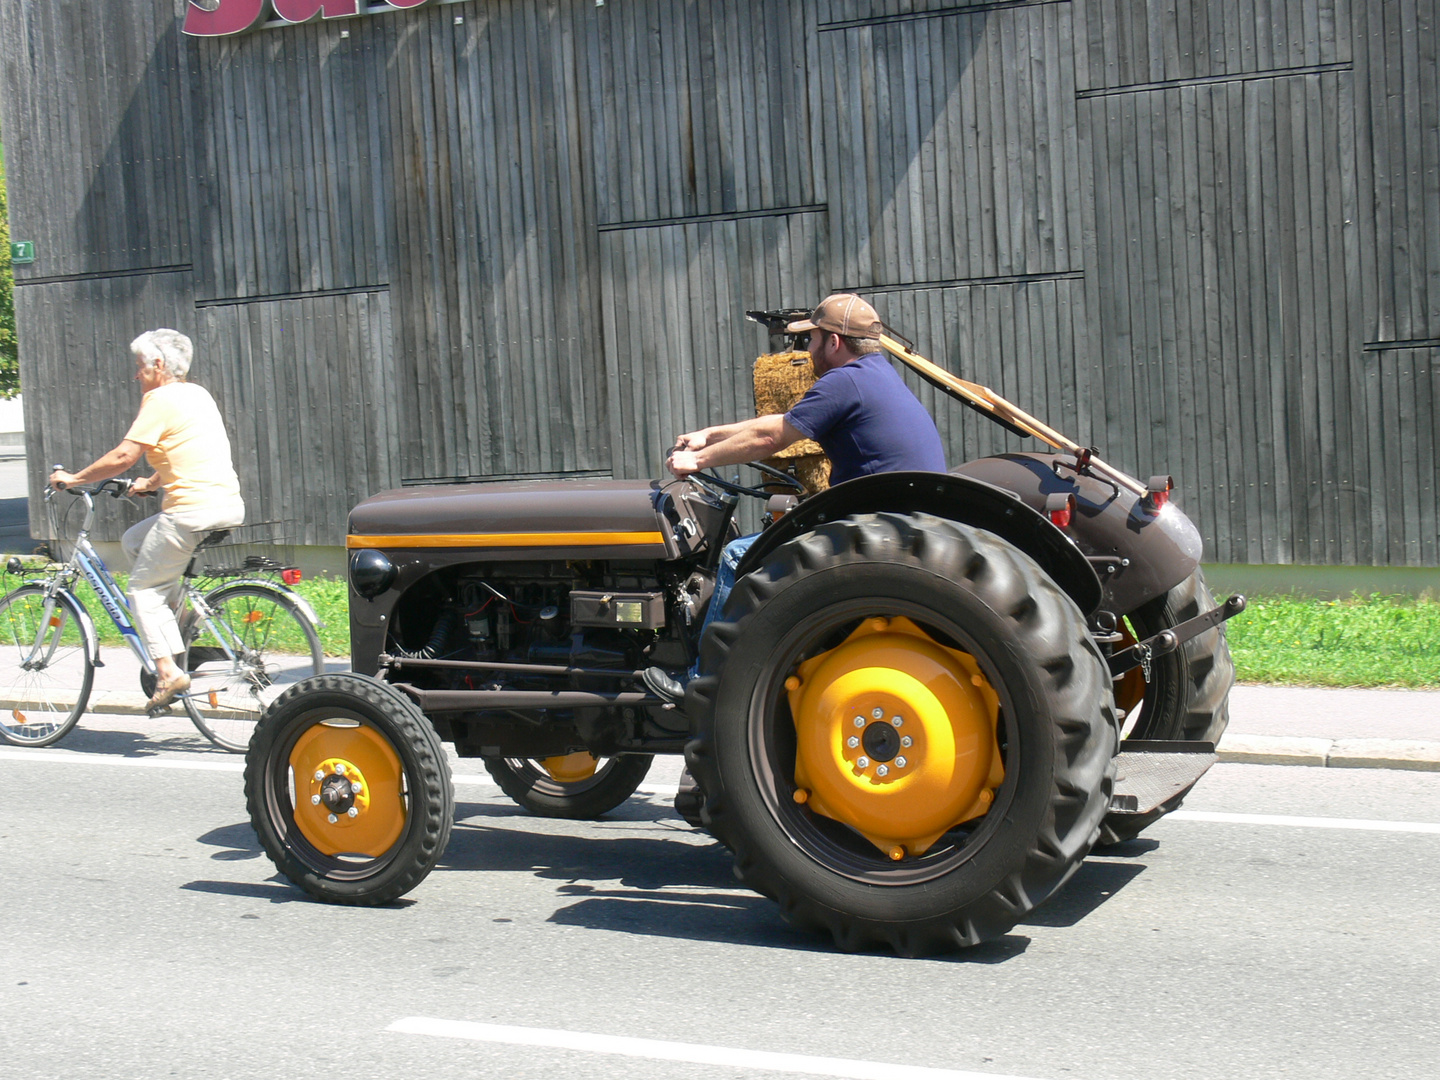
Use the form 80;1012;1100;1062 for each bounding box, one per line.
1219;734;1440;772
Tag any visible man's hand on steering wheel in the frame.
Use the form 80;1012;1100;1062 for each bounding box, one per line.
686;460;805;500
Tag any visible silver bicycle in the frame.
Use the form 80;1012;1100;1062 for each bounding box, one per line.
0;479;324;751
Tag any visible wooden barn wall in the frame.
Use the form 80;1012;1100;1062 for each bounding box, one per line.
1;0;1437;566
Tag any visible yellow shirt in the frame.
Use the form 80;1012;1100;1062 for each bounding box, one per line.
124;382;242;512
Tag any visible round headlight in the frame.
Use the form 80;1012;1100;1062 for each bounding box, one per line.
349;549;397;600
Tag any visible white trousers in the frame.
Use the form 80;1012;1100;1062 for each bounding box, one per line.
122;497;246;660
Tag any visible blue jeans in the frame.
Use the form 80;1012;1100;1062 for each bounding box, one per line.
689;533;759;679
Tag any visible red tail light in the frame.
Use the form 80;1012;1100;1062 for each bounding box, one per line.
281;568;302;585
1044;492;1075;529
1143;475;1174;513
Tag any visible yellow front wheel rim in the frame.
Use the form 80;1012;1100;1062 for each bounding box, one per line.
290;721;407;857
787;617;1004;857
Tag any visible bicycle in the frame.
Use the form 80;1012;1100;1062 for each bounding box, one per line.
0;478;325;751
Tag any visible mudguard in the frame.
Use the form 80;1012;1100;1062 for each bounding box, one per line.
734;471;1103;616
951;453;1202;616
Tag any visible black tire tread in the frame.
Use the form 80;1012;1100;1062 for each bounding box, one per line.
482;753;654;819
1099;567;1235;845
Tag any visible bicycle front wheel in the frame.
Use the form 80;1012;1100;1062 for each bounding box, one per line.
0;584;96;747
182;584;324;752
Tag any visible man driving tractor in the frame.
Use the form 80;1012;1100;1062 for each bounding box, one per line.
643;292;948;704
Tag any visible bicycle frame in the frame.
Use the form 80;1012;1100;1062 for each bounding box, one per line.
41;486;156;673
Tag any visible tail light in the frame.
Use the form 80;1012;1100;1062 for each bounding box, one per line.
1045;492;1075;529
1143;475;1173;513
281;568;303;585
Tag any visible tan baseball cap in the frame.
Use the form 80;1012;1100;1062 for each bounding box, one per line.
785;293;884;337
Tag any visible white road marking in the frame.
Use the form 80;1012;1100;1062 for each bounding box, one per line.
1166;809;1440;834
386;1017;1049;1080
3;750;1438;837
0;748;244;772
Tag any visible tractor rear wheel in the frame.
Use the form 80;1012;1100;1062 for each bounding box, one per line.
482;753;653;819
686;513;1117;955
1101;568;1234;844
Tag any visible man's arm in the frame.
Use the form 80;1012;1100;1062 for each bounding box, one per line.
48;440;149;490
668;414;803;477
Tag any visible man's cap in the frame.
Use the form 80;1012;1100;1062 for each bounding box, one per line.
786;293;884;338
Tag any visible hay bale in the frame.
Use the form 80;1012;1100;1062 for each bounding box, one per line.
754;350;830;493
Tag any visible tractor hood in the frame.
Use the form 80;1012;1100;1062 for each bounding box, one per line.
347;478;675;560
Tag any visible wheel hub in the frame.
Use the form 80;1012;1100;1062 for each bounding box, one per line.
541;751;598;783
786;617;1004;858
289;722;406;857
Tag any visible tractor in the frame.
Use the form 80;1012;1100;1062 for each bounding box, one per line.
244;312;1244;955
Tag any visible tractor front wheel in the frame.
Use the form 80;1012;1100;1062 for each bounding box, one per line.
245;673;453;905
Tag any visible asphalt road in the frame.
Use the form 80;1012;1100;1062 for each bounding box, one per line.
1;735;1436;1080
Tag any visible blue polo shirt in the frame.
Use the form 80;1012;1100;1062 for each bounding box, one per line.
785;353;947;485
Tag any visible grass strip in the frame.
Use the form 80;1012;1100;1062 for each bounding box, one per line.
1225;592;1440;689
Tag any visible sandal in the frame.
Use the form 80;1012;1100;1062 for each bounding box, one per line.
146;672;191;711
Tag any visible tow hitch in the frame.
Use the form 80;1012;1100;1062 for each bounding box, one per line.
1107;594;1247;679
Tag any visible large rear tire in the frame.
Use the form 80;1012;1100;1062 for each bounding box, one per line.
482;753;654;819
246;673;453;905
1100;567;1234;845
687;513;1117;955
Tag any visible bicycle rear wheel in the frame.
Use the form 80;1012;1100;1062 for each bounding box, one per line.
0;584;96;747
182;584;324;752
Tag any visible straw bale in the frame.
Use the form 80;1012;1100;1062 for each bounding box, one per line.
754;350;830;493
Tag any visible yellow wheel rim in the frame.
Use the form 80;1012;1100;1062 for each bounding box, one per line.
1113;620;1146;720
541;751;598;784
290;721;406;857
786;617;1004;857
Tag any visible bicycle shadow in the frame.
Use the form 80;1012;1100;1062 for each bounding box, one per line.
53;722;223;757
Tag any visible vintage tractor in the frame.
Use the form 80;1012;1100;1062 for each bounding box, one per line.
244;313;1244;955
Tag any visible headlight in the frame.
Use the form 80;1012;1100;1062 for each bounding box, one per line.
349;549;397;600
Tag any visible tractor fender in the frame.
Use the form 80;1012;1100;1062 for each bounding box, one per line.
951;453;1203;615
734;470;1103;616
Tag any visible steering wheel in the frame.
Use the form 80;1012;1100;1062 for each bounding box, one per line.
687;460;805;500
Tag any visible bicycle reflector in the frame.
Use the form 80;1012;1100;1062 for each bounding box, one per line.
282;568;303;585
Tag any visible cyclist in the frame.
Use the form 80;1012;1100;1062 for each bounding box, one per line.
49;329;245;710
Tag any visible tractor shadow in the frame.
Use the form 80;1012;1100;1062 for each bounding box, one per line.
441;798;1034;962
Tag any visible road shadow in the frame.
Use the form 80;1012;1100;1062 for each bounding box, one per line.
180;879;306;903
46;724;219;758
1018;858;1148;928
196;821;264;861
443;801;1030;962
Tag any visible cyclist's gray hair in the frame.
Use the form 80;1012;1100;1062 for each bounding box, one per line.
130;329;193;378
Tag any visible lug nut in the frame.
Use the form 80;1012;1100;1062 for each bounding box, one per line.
853;716;865;728
872;707;884;719
335;763;347;775
856;756;869;769
895;756;907;768
876;764;889;777
350;781;362;793
327;813;338;824
314;770;325;782
847;736;860;748
891;715;903;727
311;794;321;805
347;807;359;818
901;735;913;748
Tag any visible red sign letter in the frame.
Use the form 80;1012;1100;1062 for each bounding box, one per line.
182;0;265;38
272;1;361;23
